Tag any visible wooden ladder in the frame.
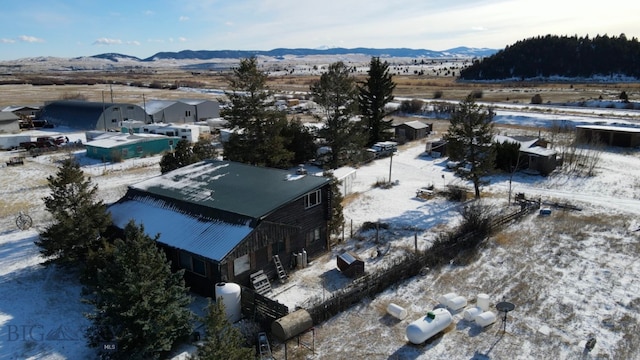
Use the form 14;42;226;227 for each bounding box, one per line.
258;332;273;360
273;255;288;282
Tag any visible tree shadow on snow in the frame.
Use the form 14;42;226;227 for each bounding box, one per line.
0;262;91;359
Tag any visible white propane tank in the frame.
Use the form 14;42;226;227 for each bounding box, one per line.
477;293;490;311
438;292;457;307
474;311;497;327
302;249;308;268
215;282;242;323
386;303;408;320
406;308;453;345
463;307;483;321
448;295;467;311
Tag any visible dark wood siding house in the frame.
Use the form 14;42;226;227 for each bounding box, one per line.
108;160;332;297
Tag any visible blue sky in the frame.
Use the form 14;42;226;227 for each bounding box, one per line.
1;0;639;61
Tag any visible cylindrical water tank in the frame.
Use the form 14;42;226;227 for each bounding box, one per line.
215;282;242;323
387;303;408;320
448;295;467;311
302;249;308;268
271;309;313;341
297;252;303;269
405;308;453;345
463;306;483;321
477;293;490;311
438;292;457;306
474;311;497;327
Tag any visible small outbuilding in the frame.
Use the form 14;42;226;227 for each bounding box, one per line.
394;120;432;142
337;251;364;278
0;111;21;134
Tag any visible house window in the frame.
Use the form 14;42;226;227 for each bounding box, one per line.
169;140;174;146
121;149;128;157
272;240;285;256
135;146;143;153
179;251;207;276
234;254;250;276
304;189;322;209
111;118;117;123
185;110;191;117
112;107;119;111
307;227;321;244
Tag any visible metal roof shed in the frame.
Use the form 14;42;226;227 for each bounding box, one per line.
337;251;364;278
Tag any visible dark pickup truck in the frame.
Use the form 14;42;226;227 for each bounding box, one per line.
19;136;65;150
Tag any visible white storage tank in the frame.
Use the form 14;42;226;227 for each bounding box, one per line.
448;295;467;311
475;311;497;327
438;292;457;307
477;293;490;311
215;282;242;323
406;308;453;344
463;307;483;321
386;303;408;320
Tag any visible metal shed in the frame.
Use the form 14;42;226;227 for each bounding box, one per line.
337;251;364;278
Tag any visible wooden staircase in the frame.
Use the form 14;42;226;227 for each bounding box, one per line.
273;255;288;282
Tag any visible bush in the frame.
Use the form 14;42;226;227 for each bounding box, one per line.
471;90;483;99
531;94;543;104
110;150;123;163
433;90;443;99
445;185;467;202
399;99;425;114
361;221;390;231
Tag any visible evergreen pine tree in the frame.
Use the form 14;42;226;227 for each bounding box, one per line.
192;137;218;161
35;157;111;266
84;221;193;359
193;300;254;360
324;171;345;237
358;57;396;146
222;57;294;168
282;118;317;165
160;139;197;174
310;61;363;169
443;94;496;198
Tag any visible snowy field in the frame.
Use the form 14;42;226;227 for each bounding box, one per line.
1;108;640;359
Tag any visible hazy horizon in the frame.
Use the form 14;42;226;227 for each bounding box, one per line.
1;0;639;61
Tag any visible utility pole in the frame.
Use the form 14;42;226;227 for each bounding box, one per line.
388;152;393;184
101;91;106;131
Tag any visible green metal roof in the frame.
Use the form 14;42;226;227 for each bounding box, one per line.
129;160;330;219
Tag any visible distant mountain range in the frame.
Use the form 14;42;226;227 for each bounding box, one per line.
88;47;499;62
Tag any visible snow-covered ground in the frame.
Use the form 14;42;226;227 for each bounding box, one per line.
1;108;640;359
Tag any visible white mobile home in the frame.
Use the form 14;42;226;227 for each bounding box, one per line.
141;123;209;143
